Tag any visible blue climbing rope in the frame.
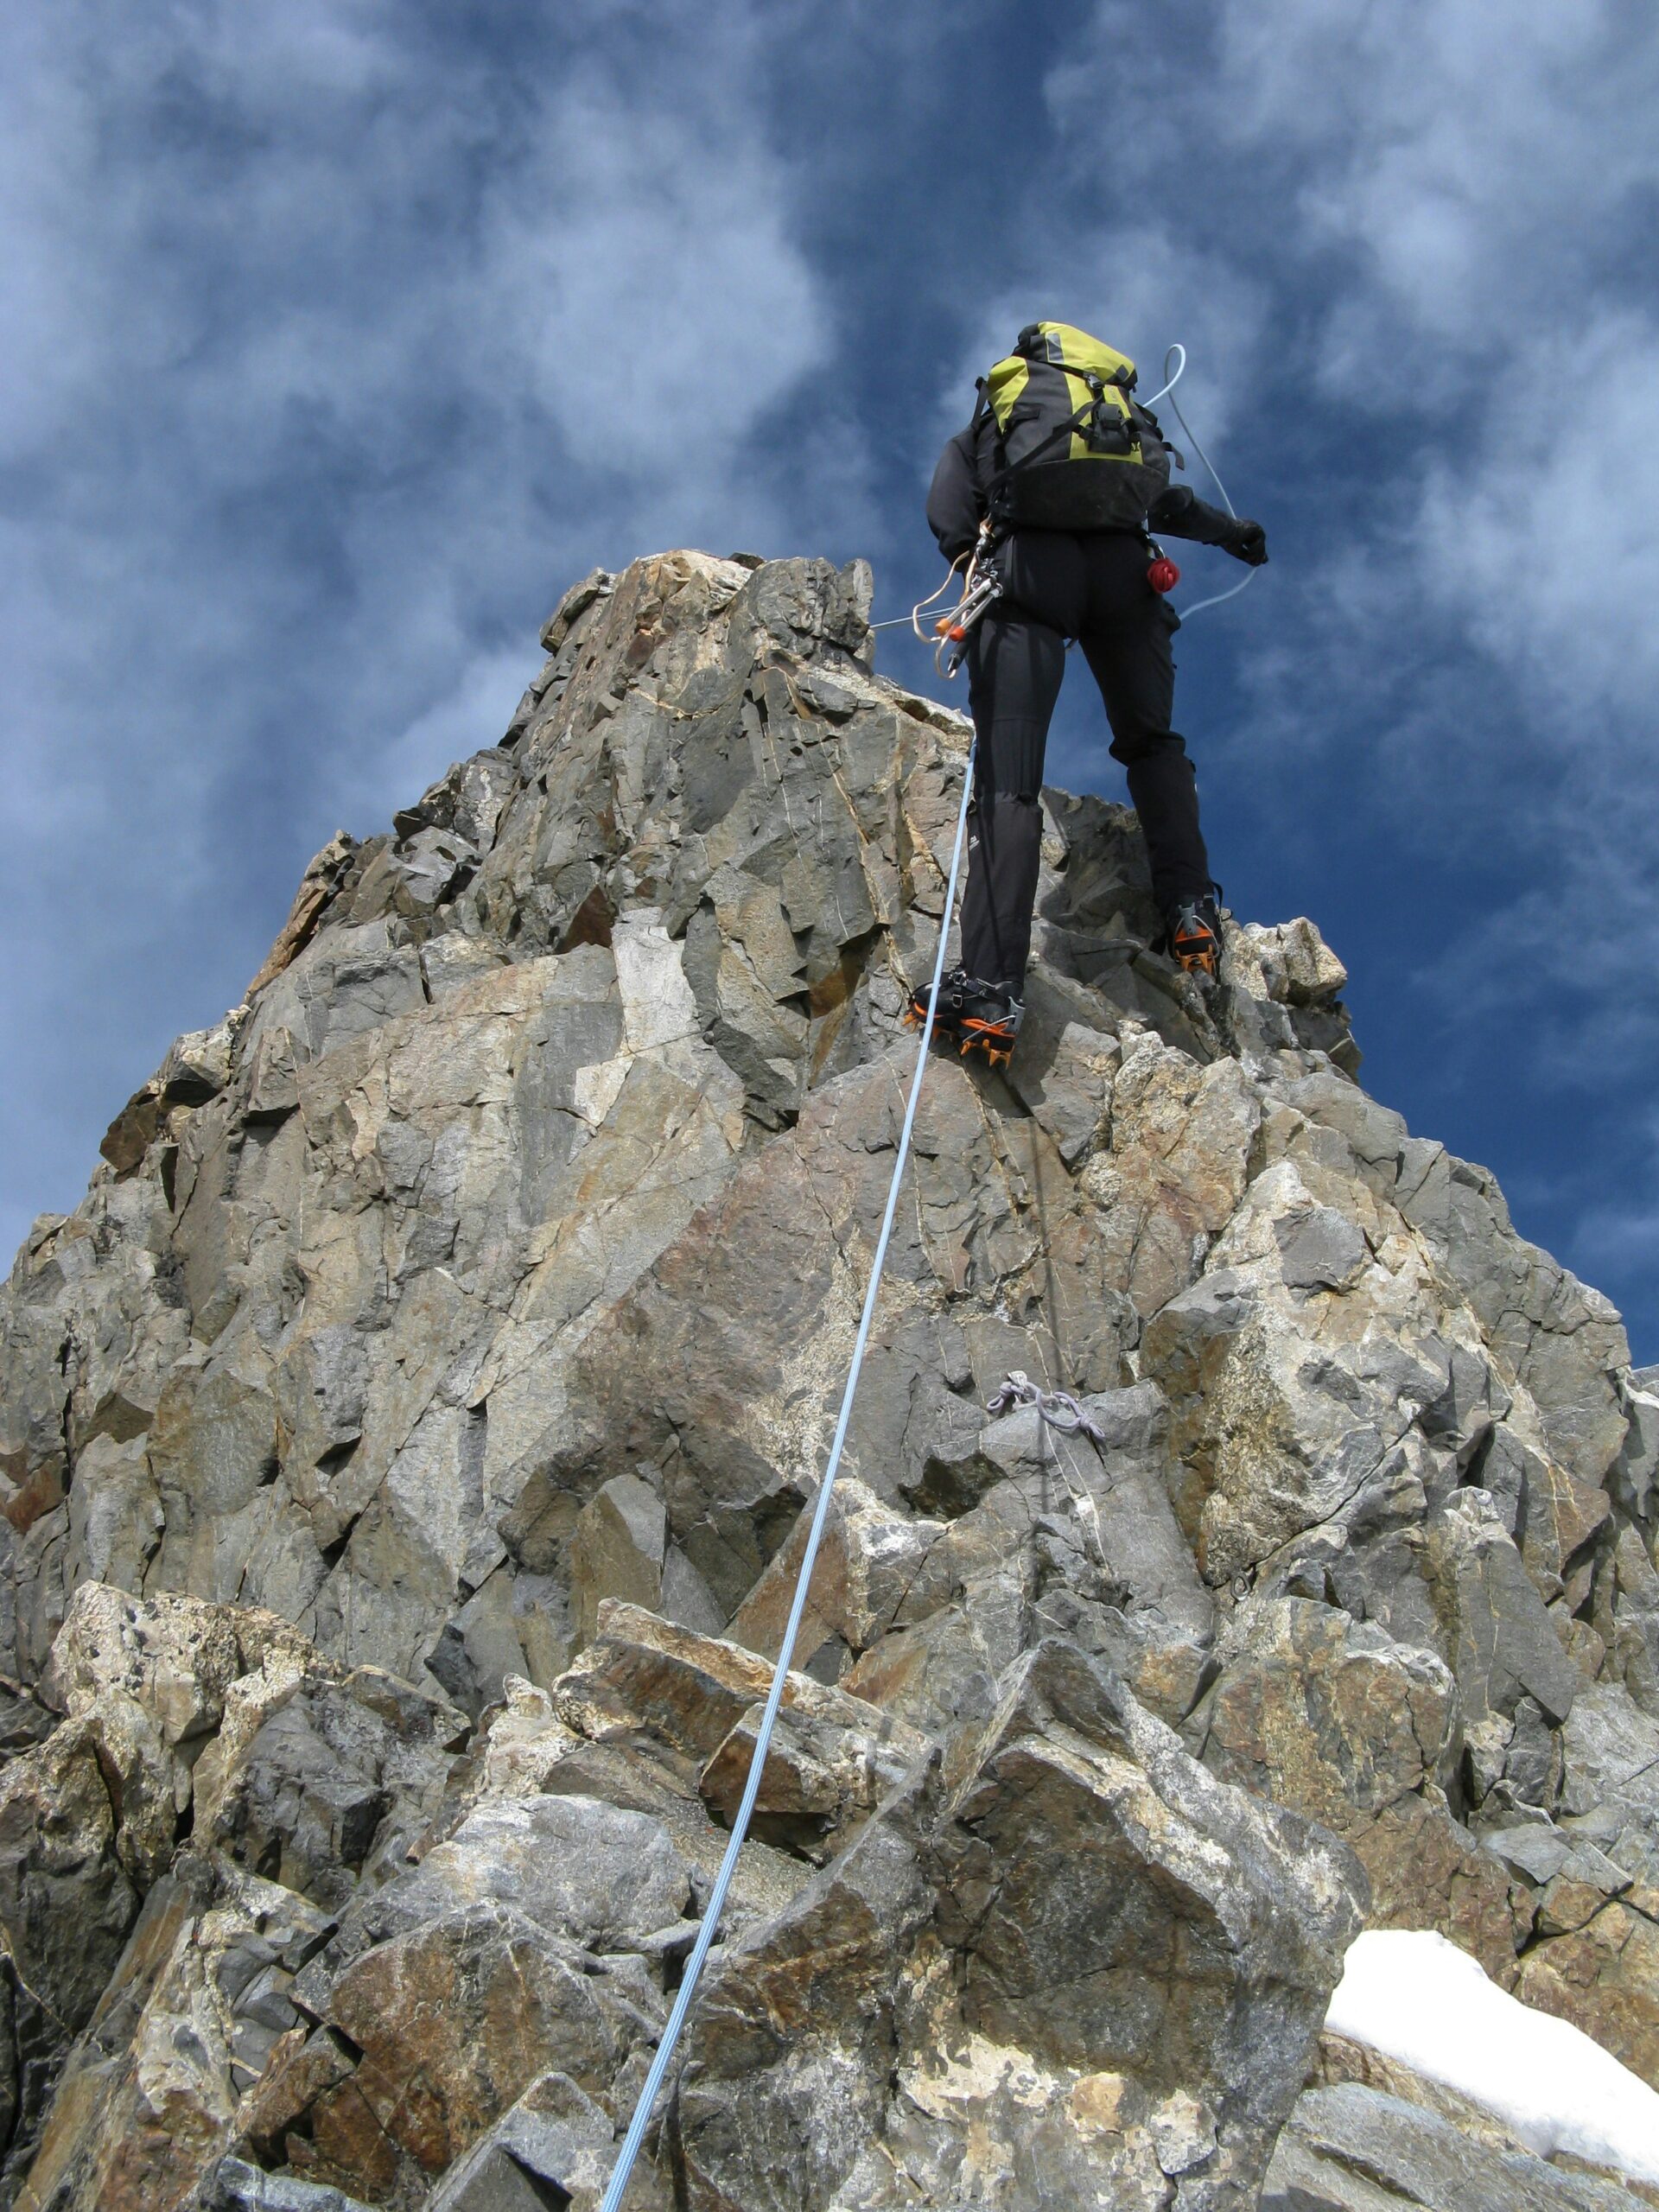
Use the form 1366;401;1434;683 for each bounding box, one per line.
596;735;978;2212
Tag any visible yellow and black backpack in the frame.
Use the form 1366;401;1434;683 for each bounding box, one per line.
978;321;1175;531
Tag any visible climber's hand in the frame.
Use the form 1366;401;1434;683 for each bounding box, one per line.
1224;518;1268;567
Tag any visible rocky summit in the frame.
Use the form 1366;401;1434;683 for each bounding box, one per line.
1;550;1656;2212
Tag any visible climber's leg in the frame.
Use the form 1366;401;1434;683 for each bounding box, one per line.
1078;544;1214;919
955;534;1080;990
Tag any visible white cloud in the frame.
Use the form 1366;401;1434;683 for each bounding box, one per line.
1576;1189;1659;1288
1211;1;1658;351
483;83;827;474
1419;312;1659;715
938;226;1267;454
353;645;532;827
1047;1;1659;1061
0;0;853;1253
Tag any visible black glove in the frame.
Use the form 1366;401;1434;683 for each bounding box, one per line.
1223;518;1268;566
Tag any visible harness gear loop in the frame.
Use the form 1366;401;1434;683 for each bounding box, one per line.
925;518;1001;677
596;737;979;2212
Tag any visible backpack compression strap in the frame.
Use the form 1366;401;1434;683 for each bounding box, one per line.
982;385;1125;491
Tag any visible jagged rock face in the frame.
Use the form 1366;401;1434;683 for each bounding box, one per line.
0;550;1654;2209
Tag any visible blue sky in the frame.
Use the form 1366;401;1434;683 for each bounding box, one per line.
4;1;1658;1356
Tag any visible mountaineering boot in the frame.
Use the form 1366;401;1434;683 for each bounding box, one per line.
906;967;1024;1067
1165;892;1224;981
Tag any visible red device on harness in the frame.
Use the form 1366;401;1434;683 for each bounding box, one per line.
1147;555;1181;594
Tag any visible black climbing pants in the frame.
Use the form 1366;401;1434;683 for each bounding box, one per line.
958;529;1213;988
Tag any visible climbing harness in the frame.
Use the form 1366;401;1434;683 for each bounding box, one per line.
596;739;979;2212
887;519;1003;680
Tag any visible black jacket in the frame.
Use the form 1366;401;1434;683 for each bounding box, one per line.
925;414;1239;563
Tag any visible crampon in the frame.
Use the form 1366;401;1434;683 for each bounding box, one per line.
1166;893;1224;982
904;968;1022;1069
956;1014;1019;1069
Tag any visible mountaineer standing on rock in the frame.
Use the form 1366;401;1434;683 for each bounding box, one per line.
913;321;1268;1060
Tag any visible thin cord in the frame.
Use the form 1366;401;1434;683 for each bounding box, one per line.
1140;341;1185;409
1158;345;1257;621
863;550;970;632
595;737;979;2212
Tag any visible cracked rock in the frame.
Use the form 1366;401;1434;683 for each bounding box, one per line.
0;549;1649;2203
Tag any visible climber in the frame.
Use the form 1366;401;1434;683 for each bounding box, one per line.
912;321;1268;1059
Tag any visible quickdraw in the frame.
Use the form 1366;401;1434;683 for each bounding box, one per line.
985;1369;1108;1444
986;1370;1111;1573
911;519;1002;678
932;560;1001;677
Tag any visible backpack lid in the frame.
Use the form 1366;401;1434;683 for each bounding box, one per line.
1014;322;1136;385
983;322;1139;435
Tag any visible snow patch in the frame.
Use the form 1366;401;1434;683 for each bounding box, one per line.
1326;1928;1659;2184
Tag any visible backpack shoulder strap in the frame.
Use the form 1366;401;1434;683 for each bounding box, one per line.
1129;397;1185;472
